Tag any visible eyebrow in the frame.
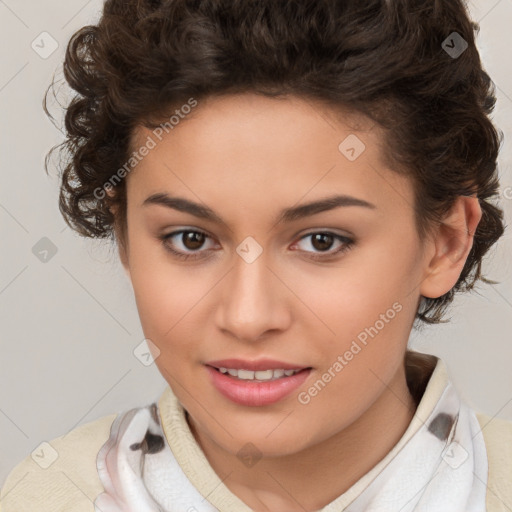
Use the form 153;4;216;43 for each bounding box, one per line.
142;192;376;226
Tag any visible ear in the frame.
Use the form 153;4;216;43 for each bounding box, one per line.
419;195;482;299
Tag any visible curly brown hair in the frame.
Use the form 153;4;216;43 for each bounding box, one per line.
44;0;506;326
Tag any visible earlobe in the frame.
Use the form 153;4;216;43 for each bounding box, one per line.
419;195;482;299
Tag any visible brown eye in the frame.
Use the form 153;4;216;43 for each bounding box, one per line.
310;233;335;251
160;229;216;260
293;232;354;261
181;231;206;250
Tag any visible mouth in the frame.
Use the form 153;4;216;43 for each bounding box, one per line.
204;359;313;407
203;358;313;406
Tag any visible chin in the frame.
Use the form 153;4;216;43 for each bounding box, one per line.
221;422;316;458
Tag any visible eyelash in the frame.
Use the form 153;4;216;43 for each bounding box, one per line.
159;229;354;262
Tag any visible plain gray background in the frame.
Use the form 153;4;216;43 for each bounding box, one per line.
1;0;511;487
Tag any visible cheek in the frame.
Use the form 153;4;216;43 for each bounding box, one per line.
133;277;204;348
127;246;203;348
294;293;409;431
289;249;408;339
288;249;415;396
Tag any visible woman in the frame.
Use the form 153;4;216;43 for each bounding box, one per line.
1;0;511;510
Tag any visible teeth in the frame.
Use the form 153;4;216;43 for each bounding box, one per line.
255;369;273;379
218;367;302;381
238;369;255;379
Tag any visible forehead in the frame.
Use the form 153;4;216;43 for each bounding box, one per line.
126;93;414;219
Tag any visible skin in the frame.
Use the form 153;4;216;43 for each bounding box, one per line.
113;93;481;512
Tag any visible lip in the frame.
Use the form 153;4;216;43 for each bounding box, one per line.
205;365;312;406
205;358;309;371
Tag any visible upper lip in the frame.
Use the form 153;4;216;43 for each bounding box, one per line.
205;358;311;371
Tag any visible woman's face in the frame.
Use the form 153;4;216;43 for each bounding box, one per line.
120;93;435;457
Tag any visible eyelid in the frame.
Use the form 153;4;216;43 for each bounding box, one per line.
297;227;354;239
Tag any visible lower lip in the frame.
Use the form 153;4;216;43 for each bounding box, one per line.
205;365;312;406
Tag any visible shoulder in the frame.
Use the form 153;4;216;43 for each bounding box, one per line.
0;413;117;512
476;412;512;512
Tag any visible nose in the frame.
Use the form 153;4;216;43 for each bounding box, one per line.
214;250;292;343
